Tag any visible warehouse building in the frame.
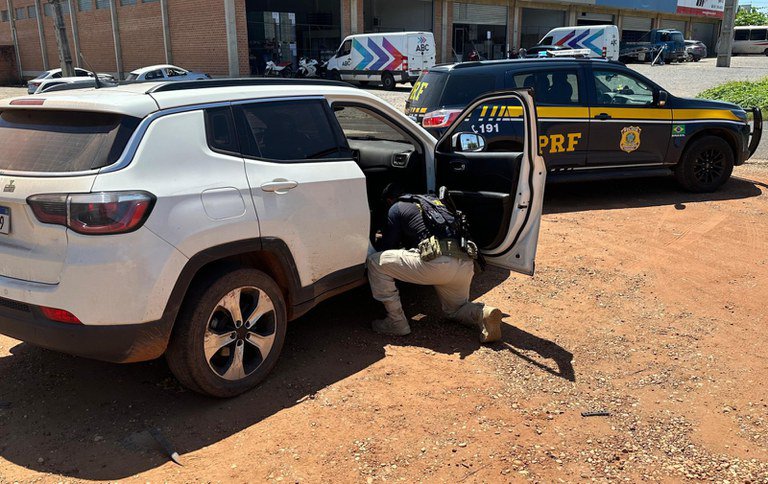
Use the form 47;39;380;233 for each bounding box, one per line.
0;0;722;81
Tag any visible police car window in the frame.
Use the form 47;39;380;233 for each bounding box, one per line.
334;105;409;144
440;74;497;106
234;100;345;162
593;70;654;106
509;71;579;105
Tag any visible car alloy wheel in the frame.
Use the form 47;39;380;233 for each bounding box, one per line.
204;286;276;381
692;148;725;186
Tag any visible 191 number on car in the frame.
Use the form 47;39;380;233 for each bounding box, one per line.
471;123;500;134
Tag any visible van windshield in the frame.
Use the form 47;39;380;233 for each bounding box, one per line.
0;110;140;173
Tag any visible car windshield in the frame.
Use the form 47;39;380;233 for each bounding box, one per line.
0;110;140;172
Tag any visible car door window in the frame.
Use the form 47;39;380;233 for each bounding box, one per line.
234;100;346;162
51;72;62;78
593;70;654;106
334;106;410;144
145;69;164;80
75;69;90;77
167;68;186;77
508;70;579;105
339;40;352;56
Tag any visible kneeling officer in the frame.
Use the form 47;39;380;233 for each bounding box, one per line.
367;186;504;343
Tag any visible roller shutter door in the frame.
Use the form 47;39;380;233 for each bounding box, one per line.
623;16;653;31
692;22;716;51
454;3;507;26
661;19;686;32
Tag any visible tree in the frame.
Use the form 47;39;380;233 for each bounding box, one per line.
735;7;768;26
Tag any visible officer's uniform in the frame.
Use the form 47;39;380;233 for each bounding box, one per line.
367;200;503;343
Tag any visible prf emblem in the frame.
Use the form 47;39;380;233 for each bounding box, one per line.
620;126;642;153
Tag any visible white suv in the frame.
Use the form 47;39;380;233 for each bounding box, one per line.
0;79;546;397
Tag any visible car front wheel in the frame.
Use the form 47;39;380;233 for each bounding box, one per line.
166;268;287;398
675;136;734;193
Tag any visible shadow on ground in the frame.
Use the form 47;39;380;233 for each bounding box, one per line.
0;268;567;479
544;175;763;214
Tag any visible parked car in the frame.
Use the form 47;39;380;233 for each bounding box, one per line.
685;40;707;61
0;78;545;397
126;64;210;82
26;67;113;94
33;74;117;94
406;57;763;192
621;29;687;63
731;25;768;56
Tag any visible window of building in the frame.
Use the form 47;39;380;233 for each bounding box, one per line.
120;0;136;5
593;70;654;106
43;3;53;16
78;0;93;12
508;70;580;105
750;29;767;41
15;7;26;19
27;5;36;18
234;100;345;162
0;10;8;22
96;0;110;9
143;0;159;3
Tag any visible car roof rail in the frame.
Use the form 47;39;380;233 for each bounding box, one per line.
145;77;351;94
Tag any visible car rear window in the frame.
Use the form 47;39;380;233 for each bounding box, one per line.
441;74;498;106
0;110;140;173
408;71;448;109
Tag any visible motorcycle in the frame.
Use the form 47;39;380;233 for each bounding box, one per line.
264;60;293;78
295;57;320;78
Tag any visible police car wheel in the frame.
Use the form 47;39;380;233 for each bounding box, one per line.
675;136;734;193
166;268;287;397
381;72;396;91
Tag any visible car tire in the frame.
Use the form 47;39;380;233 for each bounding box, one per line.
381;72;396;91
764;48;768;56
693;56;701;62
165;268;287;398
280;67;292;78
328;70;341;81
675;136;734;193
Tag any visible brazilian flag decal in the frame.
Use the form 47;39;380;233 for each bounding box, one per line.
672;124;686;138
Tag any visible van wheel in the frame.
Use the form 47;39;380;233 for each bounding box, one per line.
381;72;396;91
764;48;768;56
166;268;287;398
328;70;341;81
675;136;734;193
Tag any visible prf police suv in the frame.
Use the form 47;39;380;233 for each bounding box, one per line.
406;58;762;192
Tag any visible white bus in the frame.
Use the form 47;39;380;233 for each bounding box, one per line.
733;26;768;55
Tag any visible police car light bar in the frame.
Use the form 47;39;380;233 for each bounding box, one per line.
547;48;593;57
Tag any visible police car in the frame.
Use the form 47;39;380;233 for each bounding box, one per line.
406;58;763;192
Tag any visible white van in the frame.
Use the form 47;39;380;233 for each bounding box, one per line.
326;32;435;90
732;26;768;55
536;25;620;61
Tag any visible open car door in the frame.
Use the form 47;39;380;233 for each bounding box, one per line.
434;89;546;274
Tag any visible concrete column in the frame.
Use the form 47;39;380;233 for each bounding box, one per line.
341;0;348;38
6;0;23;80
350;0;357;33
506;0;514;54
33;0;49;70
224;0;238;76
616;11;622;32
568;7;577;26
160;0;172;64
442;0;448;62
512;5;521;50
108;0;123;79
67;0;81;67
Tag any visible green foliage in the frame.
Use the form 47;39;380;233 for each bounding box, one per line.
697;77;768;110
735;7;768;27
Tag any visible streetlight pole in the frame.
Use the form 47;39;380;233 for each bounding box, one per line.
717;0;737;67
49;0;74;77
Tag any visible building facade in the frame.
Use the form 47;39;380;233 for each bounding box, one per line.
0;0;722;81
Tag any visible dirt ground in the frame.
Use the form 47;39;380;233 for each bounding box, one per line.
0;163;765;482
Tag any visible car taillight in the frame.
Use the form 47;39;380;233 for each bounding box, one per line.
28;191;155;235
422;109;462;129
40;306;81;324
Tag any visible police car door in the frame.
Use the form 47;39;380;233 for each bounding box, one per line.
433;90;546;275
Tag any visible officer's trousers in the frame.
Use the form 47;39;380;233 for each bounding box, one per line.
367;249;482;325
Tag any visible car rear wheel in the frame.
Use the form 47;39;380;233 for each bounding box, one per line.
764;48;768;56
675;136;734;193
381;72;396;91
166;268;287;398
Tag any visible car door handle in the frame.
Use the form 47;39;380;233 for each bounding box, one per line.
260;179;298;193
594;113;612;120
449;160;467;172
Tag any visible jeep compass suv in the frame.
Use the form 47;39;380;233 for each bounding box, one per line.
0;79;545;397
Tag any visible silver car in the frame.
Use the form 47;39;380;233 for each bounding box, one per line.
27;67;96;94
126;64;210;82
685;40;707;61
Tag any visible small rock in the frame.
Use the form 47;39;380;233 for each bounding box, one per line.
458;442;468;448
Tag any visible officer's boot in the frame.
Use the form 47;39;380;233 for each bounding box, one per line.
372;300;411;336
478;305;503;344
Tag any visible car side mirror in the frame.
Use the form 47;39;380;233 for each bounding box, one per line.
657;90;668;107
452;132;486;152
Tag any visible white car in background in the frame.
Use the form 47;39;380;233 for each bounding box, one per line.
126;64;210;82
33;74;117;94
26;67;113;94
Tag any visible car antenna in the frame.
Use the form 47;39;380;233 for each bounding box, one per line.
79;53;103;89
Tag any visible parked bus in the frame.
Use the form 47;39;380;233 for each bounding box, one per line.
733;26;768;55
